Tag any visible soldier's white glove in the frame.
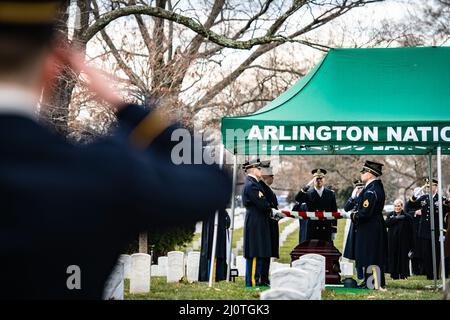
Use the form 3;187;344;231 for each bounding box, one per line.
271;208;282;220
302;177;315;192
341;211;352;219
351;186;363;199
331;233;337;241
413;186;425;199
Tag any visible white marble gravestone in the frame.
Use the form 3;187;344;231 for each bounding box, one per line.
298;254;326;289
292;259;322;300
119;254;131;279
186;251;200;283
130;253;151;294
103;260;124;300
167;251;185;283
151;264;160;277
270;268;313;299
158;256;168;277
260;288;308;300
236;255;246;277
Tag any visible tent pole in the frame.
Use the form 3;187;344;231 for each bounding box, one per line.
209;144;225;288
226;154;238;281
428;153;438;290
437;146;446;291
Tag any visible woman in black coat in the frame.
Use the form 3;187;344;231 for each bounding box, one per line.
385;199;413;279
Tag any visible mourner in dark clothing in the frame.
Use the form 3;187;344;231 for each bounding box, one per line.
260;162;280;260
343;179;365;280
199;209;231;282
385;199;413;279
405;188;425;276
407;179;450;280
242;159;274;287
0;1;232;299
295;169;338;243
351;160;388;288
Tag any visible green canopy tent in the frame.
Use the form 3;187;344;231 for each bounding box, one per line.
219;47;450;289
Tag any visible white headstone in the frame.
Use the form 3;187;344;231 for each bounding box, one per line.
271;268;313;299
260;288;308;300
158;256;168;277
151;264;160;277
298;254;326;289
103;261;124;300
292;259;322;300
119;254;131;279
167;251;185;283
236;256;246;277
186;251;200;283
130;253;151;294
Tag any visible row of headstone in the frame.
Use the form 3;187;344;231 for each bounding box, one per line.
260;254;325;300
278;220;299;247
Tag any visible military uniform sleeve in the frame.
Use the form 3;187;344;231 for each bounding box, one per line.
353;190;377;223
108;104;233;229
295;189;308;203
344;197;357;212
247;185;272;214
407;194;423;211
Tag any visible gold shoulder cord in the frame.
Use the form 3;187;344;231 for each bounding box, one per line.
128;109;171;150
0;2;60;24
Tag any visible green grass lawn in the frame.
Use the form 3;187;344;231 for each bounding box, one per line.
125;276;444;300
135;217;445;300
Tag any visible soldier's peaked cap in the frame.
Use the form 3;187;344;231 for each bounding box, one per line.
242;158;261;171
312;168;327;177
424;178;438;186
0;1;64;26
361;160;383;177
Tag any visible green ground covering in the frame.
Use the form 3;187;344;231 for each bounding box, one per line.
135;215;445;300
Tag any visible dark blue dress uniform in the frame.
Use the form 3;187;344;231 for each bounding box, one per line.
0;104;232;299
242;176;272;287
351;179;388;286
407;193;450;279
294;188;338;242
343;194;362;260
198;209;230;282
259;180;279;259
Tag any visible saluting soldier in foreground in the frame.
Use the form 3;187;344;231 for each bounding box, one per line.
351;161;388;288
242;159;274;287
295;169;338;243
0;0;231;299
407;178;450;280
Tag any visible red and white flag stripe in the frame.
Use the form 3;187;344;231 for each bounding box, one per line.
278;209;347;220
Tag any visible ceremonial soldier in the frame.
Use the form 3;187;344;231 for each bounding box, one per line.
259;161;280;261
407;178;450;280
351;160;388;288
295;169;338;243
198;209;231;282
242;159;274;287
0;1;231;299
343;179;365;280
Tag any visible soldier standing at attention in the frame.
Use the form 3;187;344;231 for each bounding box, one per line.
407;178;450;280
295;169;338;243
351;160;388;288
242;159;274;287
259;161;280;283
